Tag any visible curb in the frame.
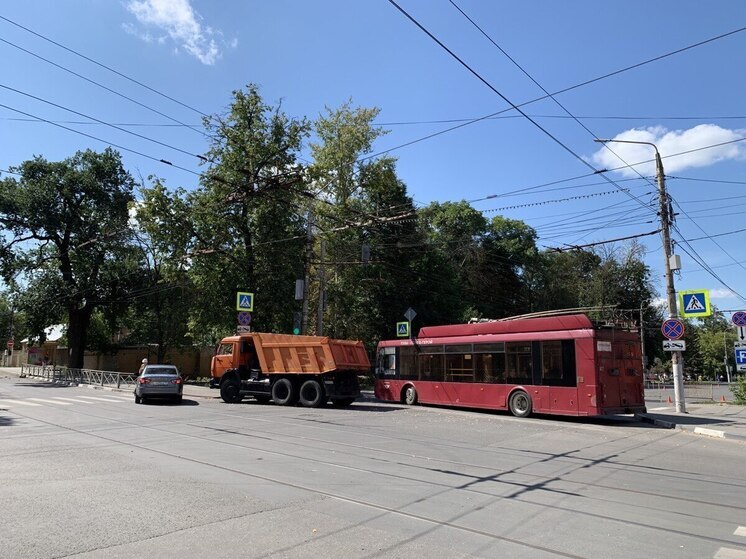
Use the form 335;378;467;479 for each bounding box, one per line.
635;413;746;443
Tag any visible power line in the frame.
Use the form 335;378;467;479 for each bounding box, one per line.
365;20;746;160
669;175;746;186
0;102;202;177
0;83;208;163
376;113;746;126
0;36;206;136
1;117;202;128
482;188;632;212
388;0;654;214
0;14;208;117
447;0;659;222
547;230;661;252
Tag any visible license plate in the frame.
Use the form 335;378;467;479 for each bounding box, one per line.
152;382;169;386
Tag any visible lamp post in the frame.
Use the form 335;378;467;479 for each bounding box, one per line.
594;139;686;413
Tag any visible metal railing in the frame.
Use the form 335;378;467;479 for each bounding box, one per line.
645;381;717;402
21;364;138;389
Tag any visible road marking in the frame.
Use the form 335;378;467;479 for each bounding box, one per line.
735;526;746;537
28;398;72;405
714;547;746;558
51;397;93;404
77;396;125;402
0;399;41;407
648;406;672;411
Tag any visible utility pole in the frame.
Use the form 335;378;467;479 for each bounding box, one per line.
301;209;313;335
317;240;326;336
640;302;647;385
596;139;686;412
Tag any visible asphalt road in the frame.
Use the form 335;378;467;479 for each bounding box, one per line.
1;377;745;559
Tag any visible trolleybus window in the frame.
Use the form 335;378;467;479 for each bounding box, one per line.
506;342;532;384
540;340;576;386
399;346;417;380
474;351;506;383
418;345;443;381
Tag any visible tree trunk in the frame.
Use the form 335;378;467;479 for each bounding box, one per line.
67;306;93;369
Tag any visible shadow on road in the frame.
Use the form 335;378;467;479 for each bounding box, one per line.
640;412;731;426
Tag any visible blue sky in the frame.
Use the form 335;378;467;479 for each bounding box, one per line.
1;1;745;316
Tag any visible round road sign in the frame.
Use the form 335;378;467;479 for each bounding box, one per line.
732;311;746;327
662;318;685;340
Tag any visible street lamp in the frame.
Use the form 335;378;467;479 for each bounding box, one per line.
594;139;686;413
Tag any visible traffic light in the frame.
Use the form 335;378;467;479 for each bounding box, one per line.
293;312;302;335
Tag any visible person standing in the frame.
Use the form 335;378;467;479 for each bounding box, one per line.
138;358;148;375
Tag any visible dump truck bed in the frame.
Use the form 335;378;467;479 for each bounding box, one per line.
251;333;370;374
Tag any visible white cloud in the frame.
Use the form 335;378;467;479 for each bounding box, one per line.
590;124;746;178
709;288;736;300
124;0;231;65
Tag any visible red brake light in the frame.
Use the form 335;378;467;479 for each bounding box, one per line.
171;378;182;385
138;377;151;384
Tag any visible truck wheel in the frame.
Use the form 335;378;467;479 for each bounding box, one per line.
509;390;532;418
272;378;297;406
332;397;355;407
403;385;418;406
299;379;325;408
220;376;243;403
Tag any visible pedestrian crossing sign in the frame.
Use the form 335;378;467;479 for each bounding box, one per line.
396;321;410;338
679;289;711;318
236;291;254;312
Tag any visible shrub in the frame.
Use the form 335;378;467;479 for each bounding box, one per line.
731;377;746;405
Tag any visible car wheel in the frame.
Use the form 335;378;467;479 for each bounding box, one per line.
135;395;142;404
403;385;418;406
271;378;297;406
175;395;183;404
299;379;325;408
220;376;243;403
509;390;532;418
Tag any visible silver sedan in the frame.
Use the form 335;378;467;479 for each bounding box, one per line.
134;365;183;404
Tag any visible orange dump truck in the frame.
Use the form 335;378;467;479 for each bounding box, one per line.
210;332;370;407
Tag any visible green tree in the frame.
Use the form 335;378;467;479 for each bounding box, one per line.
0;149;136;368
185;85;311;342
124;180;195;360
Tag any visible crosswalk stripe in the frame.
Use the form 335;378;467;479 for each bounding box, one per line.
28;398;72;405
52;397;93;404
0;399;41;407
715;547;746;558
77;396;125;402
735;526;746;537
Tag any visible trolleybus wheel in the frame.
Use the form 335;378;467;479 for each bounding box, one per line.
509;390;532;418
299;379;325;408
403;385;418;406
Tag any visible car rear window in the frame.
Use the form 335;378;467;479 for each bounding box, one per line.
144;367;178;375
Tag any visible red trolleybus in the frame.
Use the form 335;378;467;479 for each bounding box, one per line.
374;314;646;417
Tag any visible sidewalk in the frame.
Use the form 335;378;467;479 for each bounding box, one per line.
637;402;746;443
3;366;745;442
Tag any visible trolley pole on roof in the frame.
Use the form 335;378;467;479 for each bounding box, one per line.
595;139;686;413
